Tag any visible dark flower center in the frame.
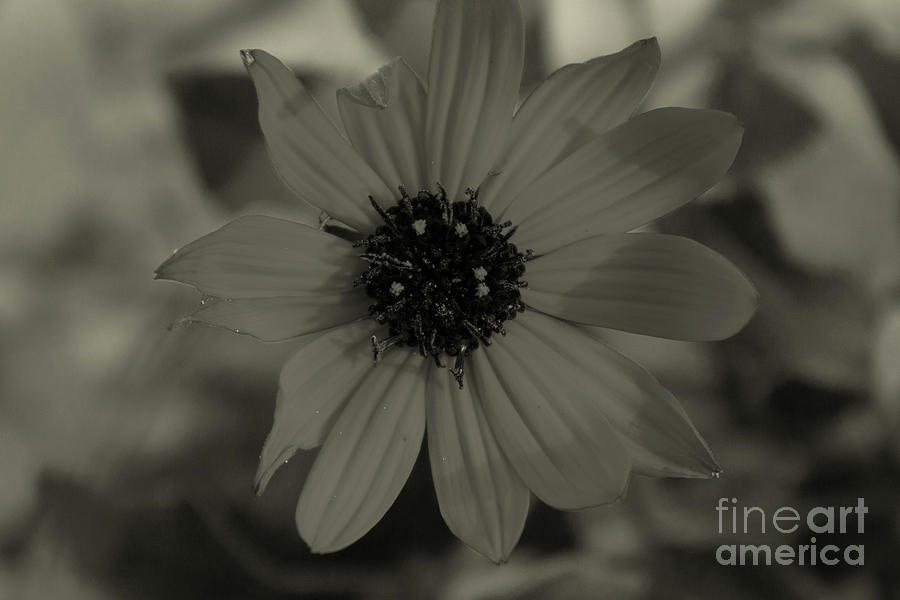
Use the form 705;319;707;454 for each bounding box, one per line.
355;186;531;388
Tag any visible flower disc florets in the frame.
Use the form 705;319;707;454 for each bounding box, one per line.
355;186;531;387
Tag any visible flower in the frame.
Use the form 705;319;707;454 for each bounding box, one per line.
155;0;756;563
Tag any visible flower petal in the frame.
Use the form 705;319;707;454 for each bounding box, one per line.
481;39;660;215
426;365;529;563
295;349;426;553
506;108;743;251
254;319;376;494
425;0;524;201
241;49;391;232
508;312;720;478
338;57;427;195
188;293;369;342
155;215;363;298
523;234;758;341
470;314;632;509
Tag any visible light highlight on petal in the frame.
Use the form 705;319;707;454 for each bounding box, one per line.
425;0;524;201
426;365;529;563
524;233;758;341
507;108;743;251
242;49;392;232
295;349;426;553
510;312;721;479
471;315;632;510
482;38;660;215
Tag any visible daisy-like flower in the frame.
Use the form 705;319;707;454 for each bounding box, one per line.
156;0;756;562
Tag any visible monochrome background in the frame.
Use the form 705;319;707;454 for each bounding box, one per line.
1;0;898;598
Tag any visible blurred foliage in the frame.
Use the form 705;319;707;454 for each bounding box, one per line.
1;0;899;598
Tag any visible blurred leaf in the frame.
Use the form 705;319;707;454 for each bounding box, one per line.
840;32;900;161
757;51;900;291
757;0;900;56
167;73;263;197
662;198;874;394
442;551;644;600
542;0;717;67
872;304;900;425
712;60;821;174
164;0;388;83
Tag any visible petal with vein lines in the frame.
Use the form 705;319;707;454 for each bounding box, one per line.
338;57;427;196
242;49;391;232
425;0;523;201
427;365;529;563
507;108;743;252
295;350;426;552
482;38;659;215
523;234;758;341
471;314;631;509
254;319;376;494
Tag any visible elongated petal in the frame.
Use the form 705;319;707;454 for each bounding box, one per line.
156;216;363;298
509;312;720;478
254;319;376;494
524;234;758;341
482;39;660;215
242;49;390;232
507;108;743;251
470;314;631;509
295;350;427;553
425;0;524;201
426;366;529;563
186;293;369;342
338;58;427;195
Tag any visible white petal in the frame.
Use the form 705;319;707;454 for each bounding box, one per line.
507;108;743;251
338;57;427;195
426;366;529;563
254;319;376;494
295;349;427;553
425;0;524;201
523;234;758;341
506;312;720;479
155;215;363;298
470;315;632;509
188;293;369;342
242;49;391;233
482;39;660;215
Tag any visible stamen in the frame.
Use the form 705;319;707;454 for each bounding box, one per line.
463;320;491;345
368;195;402;236
371;333;404;363
449;346;468;389
360;252;414;270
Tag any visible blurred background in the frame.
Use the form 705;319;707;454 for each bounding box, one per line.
1;0;899;598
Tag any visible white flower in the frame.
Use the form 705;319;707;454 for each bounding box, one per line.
156;0;756;563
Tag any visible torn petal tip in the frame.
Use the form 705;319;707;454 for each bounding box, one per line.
240;49;255;67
